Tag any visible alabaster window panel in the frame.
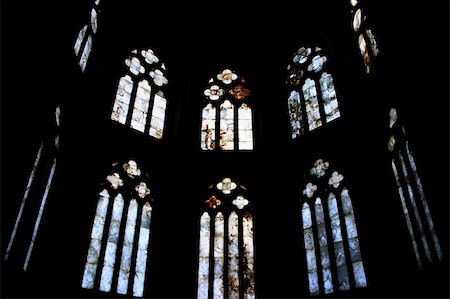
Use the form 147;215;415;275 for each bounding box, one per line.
197;178;255;299
111;49;168;139
300;159;367;296
201;69;254;151
286;46;341;138
74;0;100;72
81;160;153;297
387;108;442;269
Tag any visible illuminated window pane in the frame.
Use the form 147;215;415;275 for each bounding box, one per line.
358;34;371;73
133;202;152;297
319;72;340;123
302;78;322;131
197;212;211;299
100;194;124;292
220;100;234;150
365;28;379;56
315;198;333;294
328;193;350;291
112;75;134;125
131;80;151;133
238;104;253;150
213;212;225;299
82;189;110;289
149;92;166;139
243;212;255;299
80;35;92;72
353;9;362;32
228;212;239;298
307;55;327;73
201;104;216;150
90;9;98;33
287;90;303;138
302;202;319;296
74;25;87;56
117;200;138;294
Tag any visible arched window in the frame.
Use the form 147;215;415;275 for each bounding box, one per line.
4;107;61;271
197;178;255;299
74;0;100;72
300;159;367;295
388;108;442;269
286;47;341;138
349;0;379;73
111;49;168;139
201;69;253;151
81;160;153;297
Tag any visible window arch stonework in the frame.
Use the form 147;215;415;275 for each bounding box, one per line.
300;159;367;296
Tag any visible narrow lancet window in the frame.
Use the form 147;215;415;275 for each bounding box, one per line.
197;178;255;299
388;107;442;269
111;49;168;139
201;69;253;151
349;1;379;73
74;0;100;72
300;159;367;295
286;46;341;138
4;106;61;271
81;160;154;297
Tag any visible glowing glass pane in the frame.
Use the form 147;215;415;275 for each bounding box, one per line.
315;198;333;294
353;9;362;32
82;189;110;289
238;104;253;150
133;202;152;297
74;25;87;56
201;104;216;150
131;80;151;133
91;9;98;33
302;203;319;296
320;73;341;122
197;212;211;299
288;90;303;138
220;100;234;150
99;194;124;292
228;212;239;298
243;212;255;299
80;35;92;72
302;79;322;131
358;34;371;73
117;200;138;295
112;75;134;125
307;55;327;73
149;93;166;139
213;212;225;299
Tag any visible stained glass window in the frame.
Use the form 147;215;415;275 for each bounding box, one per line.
74;0;100;72
388;108;442;269
111;49;168;139
300;159;367;295
201;68;253;151
81;160;154;297
197;178;255;299
349;1;379;73
286;47;341;138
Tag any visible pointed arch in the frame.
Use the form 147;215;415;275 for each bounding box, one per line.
286;47;341;138
197;178;255;299
111;49;168;139
201;69;254;151
81;160;154;297
300;159;367;295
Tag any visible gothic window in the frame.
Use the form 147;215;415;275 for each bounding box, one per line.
300;159;367;296
201;68;253;151
388;108;442;269
197;178;255;299
111;49;168;139
74;0;100;72
4;107;61;271
81;160;153;297
349;0;379;73
286;47;341;138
